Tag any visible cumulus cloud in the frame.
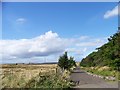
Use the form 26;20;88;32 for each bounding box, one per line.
104;6;118;19
16;18;26;23
0;31;107;63
0;31;67;60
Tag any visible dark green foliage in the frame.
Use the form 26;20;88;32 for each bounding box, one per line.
80;31;120;70
68;56;77;70
58;52;76;70
110;58;120;71
58;52;69;70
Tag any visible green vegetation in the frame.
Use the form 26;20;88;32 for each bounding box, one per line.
81;66;118;80
80;31;120;70
58;52;76;71
80;31;120;80
25;70;73;88
80;66;120;81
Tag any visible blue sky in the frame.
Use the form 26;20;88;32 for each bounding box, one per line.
2;2;118;39
1;2;118;63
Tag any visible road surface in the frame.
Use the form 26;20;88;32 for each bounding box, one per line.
70;67;118;88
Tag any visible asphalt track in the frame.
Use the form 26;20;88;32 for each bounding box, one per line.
70;67;118;89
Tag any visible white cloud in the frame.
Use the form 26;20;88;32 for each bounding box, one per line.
83;48;87;52
0;31;67;60
78;36;89;40
104;6;118;19
16;18;26;23
76;38;106;47
66;47;87;56
0;31;107;63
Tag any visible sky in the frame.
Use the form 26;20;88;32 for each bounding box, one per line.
1;2;119;64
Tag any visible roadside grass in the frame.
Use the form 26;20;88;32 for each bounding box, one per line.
1;64;57;88
25;70;73;88
81;66;119;81
116;71;120;80
1;64;74;88
87;69;116;77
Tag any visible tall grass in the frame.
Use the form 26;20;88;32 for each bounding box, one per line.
1;64;73;88
25;70;73;88
81;66;119;80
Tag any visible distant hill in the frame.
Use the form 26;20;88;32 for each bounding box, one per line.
80;31;120;70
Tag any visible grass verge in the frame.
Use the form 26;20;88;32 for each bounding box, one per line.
25;70;74;88
81;66;120;81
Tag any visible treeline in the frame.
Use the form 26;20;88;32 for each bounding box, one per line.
80;30;120;70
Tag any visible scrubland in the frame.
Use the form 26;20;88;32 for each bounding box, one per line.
0;64;72;88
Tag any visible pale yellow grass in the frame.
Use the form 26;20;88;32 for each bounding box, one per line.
97;66;110;71
87;66;110;71
0;64;57;88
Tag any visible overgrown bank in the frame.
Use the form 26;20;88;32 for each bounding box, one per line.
80;31;120;80
81;66;120;81
25;69;74;88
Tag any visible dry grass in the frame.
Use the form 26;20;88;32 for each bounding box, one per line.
81;66;119;81
0;64;57;88
97;66;110;71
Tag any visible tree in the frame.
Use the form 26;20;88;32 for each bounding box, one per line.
58;52;69;70
68;57;76;70
58;52;76;71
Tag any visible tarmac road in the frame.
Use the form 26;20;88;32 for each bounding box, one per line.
70;67;118;89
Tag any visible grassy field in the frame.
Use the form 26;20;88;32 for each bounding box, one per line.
80;66;120;81
1;63;72;88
